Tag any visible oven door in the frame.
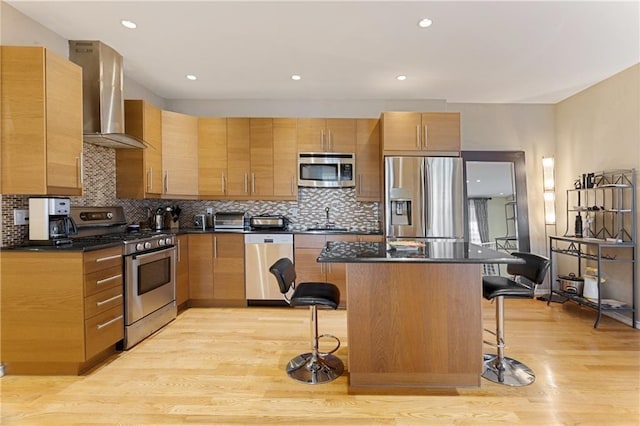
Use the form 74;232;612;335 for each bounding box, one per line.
125;246;176;325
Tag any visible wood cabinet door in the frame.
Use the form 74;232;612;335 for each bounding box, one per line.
273;118;298;199
249;118;274;197
326;118;356;153
118;100;163;198
142;102;163;195
187;234;214;300
226;118;251;197
381;112;421;151
355;118;380;201
198;117;228;197
297;118;325;152
421;112;460;152
176;235;190;306
1;47;47;194
294;247;326;284
161;110;198;197
45;49;83;195
212;234;245;304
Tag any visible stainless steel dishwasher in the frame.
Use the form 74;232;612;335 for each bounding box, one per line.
244;234;294;304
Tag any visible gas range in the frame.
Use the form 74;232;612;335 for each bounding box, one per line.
70;206;175;255
72;231;175;255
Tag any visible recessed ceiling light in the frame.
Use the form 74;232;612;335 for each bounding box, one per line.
396;75;407;81
186;74;197;81
418;18;433;28
291;74;301;81
475;179;481;183
121;20;137;29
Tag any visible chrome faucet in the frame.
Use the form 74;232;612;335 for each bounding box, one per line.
325;207;330;226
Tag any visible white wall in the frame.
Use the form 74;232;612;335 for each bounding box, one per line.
449;103;556;255
165;98;446;118
555;64;640;319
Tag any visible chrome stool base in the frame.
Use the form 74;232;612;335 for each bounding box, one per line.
287;353;344;384
482;354;535;387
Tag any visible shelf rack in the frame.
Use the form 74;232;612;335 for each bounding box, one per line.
550;169;636;328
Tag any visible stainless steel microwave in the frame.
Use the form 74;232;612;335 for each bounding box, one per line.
298;152;356;188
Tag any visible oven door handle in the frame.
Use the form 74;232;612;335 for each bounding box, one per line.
131;246;176;262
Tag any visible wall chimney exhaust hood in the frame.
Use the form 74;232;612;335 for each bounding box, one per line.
69;40;146;149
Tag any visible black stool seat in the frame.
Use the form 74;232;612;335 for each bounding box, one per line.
290;282;340;309
269;257;344;385
481;251;550;387
482;275;534;299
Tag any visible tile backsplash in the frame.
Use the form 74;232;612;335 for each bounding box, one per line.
1;144;380;247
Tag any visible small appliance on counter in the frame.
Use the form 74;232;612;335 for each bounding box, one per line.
249;214;290;231
28;197;78;245
214;211;245;230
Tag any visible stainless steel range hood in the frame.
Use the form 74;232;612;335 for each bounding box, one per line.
69;40;146;149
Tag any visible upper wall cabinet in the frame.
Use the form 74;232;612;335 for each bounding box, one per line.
198;117;228;198
273;118;298;200
161;110;199;198
355;119;381;201
381;112;460;154
226;118;252;197
297;118;356;153
1;46;83;195
198;117;298;201
116;100;163;198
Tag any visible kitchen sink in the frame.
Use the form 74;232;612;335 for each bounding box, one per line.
306;226;349;232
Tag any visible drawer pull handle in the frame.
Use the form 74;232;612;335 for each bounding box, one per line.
97;314;123;330
96;294;123;307
95;254;121;263
96;274;122;285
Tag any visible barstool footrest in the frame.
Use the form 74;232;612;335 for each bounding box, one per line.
287;352;344;384
482;353;535;387
317;333;341;356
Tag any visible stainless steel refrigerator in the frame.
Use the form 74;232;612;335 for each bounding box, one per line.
385;156;465;239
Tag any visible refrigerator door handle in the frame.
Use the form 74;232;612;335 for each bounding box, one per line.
420;159;428;237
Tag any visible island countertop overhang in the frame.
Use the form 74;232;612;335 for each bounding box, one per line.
316;241;523;264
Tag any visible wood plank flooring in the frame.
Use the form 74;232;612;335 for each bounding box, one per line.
1;299;639;425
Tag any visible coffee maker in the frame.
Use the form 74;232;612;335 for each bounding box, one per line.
28;197;78;245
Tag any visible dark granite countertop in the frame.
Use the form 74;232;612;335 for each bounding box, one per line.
316;241;523;264
2;240;122;253
179;228;383;236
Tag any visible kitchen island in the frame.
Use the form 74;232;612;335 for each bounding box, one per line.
317;240;521;392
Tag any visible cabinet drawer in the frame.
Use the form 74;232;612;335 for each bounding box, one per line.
84;265;123;297
85;305;124;360
84;246;122;274
85;286;124;319
294;234;326;249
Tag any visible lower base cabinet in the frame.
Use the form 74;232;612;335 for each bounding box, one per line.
0;247;124;375
187;234;246;307
294;234;383;308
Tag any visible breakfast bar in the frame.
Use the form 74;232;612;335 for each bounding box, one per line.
317;240;522;392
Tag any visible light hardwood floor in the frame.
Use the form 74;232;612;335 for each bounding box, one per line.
1;299;639;425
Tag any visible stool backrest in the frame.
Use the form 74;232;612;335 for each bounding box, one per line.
506;252;551;285
269;257;296;295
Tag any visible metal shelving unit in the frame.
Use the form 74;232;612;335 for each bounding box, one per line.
548;169;636;328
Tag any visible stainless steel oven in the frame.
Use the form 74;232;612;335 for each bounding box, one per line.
123;237;177;349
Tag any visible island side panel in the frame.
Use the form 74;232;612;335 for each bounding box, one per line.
346;262;482;389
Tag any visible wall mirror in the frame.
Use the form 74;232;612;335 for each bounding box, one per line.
462;151;530;268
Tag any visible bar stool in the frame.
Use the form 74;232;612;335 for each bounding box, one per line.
269;258;344;384
482;252;550;386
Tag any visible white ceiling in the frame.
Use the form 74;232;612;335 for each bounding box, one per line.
6;0;639;103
